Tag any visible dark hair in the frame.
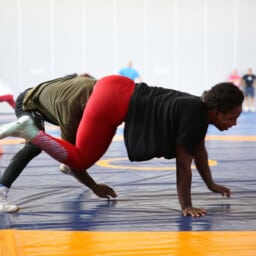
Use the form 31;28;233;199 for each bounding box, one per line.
202;82;244;113
79;73;95;79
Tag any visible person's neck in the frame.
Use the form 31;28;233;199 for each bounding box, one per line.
207;109;216;125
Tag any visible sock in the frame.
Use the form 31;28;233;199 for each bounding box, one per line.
0;185;8;196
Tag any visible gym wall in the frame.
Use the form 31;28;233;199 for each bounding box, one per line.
0;0;256;113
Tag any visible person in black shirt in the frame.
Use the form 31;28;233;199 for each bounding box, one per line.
242;68;256;112
0;75;244;217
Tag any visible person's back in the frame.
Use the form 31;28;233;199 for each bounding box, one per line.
23;75;97;143
124;84;207;161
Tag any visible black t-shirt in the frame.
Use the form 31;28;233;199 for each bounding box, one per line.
242;74;256;87
124;83;208;161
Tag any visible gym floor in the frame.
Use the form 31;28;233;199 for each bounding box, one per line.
0;112;255;255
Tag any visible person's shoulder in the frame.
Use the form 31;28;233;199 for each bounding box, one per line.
177;94;201;102
174;95;203;109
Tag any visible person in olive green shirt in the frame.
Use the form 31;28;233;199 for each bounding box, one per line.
0;73;116;213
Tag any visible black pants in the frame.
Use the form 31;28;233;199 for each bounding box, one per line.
0;90;50;188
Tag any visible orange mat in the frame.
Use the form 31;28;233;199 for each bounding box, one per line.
1;230;255;256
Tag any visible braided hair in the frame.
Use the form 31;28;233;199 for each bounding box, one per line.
202;82;244;113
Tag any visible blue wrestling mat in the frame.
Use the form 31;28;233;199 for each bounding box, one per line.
0;112;256;256
0;112;255;231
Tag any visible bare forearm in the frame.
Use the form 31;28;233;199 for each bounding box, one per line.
195;161;214;188
72;169;98;190
71;169;117;199
194;144;214;188
175;144;207;217
176;168;192;209
176;144;194;209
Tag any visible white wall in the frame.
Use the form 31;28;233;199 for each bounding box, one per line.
1;0;256;111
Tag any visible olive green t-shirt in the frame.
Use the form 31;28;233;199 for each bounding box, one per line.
23;75;97;144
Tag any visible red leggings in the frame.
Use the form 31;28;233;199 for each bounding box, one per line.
32;75;135;170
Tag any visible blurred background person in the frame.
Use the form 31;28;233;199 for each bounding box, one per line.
0;77;15;154
118;60;142;82
0;77;16;109
241;68;256;112
228;69;241;89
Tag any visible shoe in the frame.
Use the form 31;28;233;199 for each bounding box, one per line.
59;164;74;176
243;106;249;112
59;164;84;185
0;115;38;141
0;186;19;213
250;106;256;112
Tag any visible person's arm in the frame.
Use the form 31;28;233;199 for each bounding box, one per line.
175;144;207;217
59;129;116;199
194;140;230;197
71;169;117;199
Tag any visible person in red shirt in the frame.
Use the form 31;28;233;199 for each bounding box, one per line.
228;69;241;88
